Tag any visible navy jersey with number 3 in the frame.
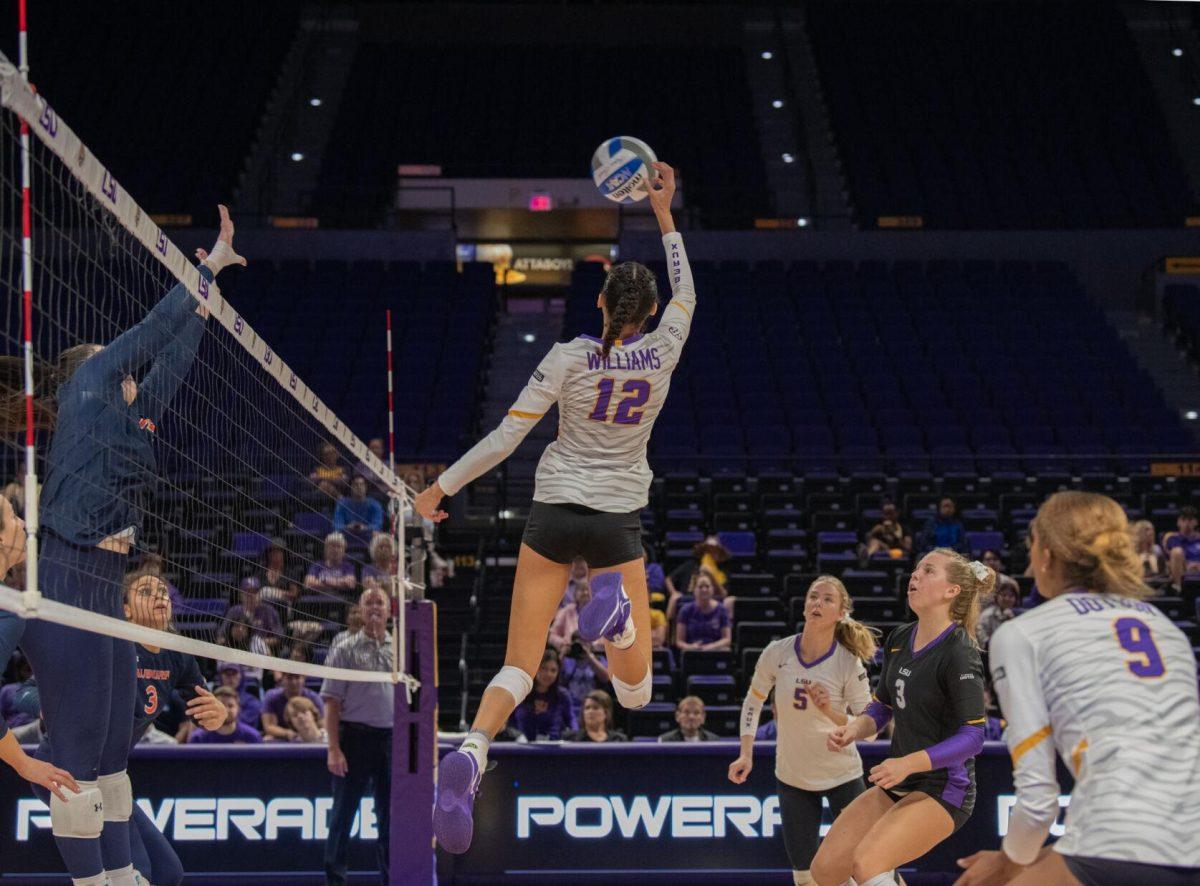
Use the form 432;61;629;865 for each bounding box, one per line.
132;645;204;745
874;622;985;806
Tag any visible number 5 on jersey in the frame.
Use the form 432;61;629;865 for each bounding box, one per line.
588;377;651;425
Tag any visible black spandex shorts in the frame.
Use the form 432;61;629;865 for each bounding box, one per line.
522;501;643;568
1062;854;1200;886
883;777;974;834
777;776;865;871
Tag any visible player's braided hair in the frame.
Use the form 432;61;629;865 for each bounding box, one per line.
600;261;658;359
932;548;995;643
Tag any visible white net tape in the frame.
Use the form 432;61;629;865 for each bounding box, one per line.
0;55;416;690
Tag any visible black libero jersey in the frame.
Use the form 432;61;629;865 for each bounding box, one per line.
874;622;985;802
132;645;204;744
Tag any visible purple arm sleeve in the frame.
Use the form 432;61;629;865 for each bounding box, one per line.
863;698;892;733
926;724;985;770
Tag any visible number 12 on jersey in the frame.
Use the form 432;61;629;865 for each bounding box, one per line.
588;377;651;425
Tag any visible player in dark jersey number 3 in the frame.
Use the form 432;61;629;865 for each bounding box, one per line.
811;548;991;886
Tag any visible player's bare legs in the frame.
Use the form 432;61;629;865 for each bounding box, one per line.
589;559;651;689
811;786;895;885
849;792;954;882
435;543;569;854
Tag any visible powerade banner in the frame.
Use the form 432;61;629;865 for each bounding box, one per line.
1;742;1072;882
0;745;381;879
444;742;1074;882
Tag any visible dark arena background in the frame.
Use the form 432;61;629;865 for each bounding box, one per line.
1;1;1199;884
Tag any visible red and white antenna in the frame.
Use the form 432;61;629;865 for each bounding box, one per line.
18;0;39;606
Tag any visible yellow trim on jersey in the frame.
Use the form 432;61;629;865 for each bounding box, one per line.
966;717;987;726
750;687;766;701
508;409;545;420
871;693;892;709
668;299;692;318
1010;724;1053;766
1070;738;1088;775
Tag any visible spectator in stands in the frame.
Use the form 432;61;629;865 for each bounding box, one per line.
665;536;730;599
667;567;733;620
674;571;732;652
362;533;397;589
559;556;589;607
305;532;357;597
188;687;263;744
331;603;364;648
310;441;348;496
549;578;590;654
862;502;912;561
980;549;1020;602
976;583;1020;650
560;635;610;715
566;691;626;742
216;661;263;730
262;671;325;741
650;608;668;649
334;475;385;537
1165;506;1200;591
284;695;328;743
354;438;390;496
1131;519;1166;579
915;497;970;555
658;696;720;742
218;576;283;652
643;542;666;597
511;648;576;741
258;537;292;594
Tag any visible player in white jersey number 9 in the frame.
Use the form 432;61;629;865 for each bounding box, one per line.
416;164;697;855
956;492;1200;886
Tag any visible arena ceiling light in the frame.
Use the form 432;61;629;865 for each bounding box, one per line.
523;333;536;343
290;152;304;162
1186;410;1198;421
309;97;323;107
1174;48;1184;57
782;152;795;163
761;50;773;60
772;99;784;109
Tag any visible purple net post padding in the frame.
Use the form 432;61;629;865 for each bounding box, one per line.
391;600;437;885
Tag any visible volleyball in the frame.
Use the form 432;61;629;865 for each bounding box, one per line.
591;136;658;203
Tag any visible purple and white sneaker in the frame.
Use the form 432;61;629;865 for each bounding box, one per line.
578;572;633;645
434;749;481;854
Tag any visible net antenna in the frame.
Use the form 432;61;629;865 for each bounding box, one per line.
0;52;417;691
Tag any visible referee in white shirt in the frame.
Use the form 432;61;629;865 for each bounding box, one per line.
321;586;394;885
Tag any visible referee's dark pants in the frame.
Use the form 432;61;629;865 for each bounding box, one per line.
325;721;392;885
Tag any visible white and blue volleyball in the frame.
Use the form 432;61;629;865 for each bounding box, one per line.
591;136;657;203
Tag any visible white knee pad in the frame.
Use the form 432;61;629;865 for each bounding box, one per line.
793;871;816;886
612;671;652;709
50;778;103;839
98;770;132;822
488;665;533;707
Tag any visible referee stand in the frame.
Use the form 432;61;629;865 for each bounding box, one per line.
390;599;437;885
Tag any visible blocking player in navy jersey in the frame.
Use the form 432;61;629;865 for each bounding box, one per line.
729;576;880;886
32;572;226;885
956;493;1200;886
417;164;691;855
811;549;991;886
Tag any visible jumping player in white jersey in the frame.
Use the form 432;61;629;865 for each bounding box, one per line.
415;162;690;854
956;492;1200;886
729;576;880;886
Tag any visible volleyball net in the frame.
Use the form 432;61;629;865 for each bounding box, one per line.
0;53;417;690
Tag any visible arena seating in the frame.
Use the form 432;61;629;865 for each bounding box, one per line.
315;43;769;226
224;258;496;455
4;0;300;219
806;3;1196;228
567;257;1192;476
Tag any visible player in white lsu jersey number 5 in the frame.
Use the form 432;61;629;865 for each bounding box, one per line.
957;492;1200;886
416;163;694;854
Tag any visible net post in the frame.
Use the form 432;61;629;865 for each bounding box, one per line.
386;309;409;699
17;0;39;614
389;598;436;885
